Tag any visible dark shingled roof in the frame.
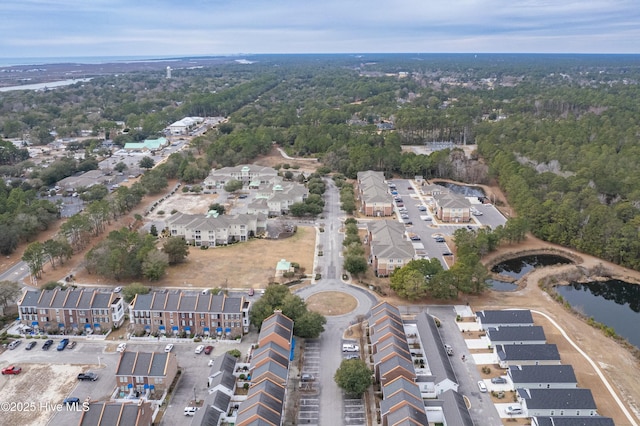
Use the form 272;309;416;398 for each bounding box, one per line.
208;370;236;391
210;352;237;375
80;401;152;426
533;417;615;426
477;309;533;326
441;389;474;426
236;392;282;426
383;404;428;426
378;355;416;382
116;351;169;377
508;365;577;385
519;388;597;410
497;344;561;361
487;325;546;343
416;312;458;385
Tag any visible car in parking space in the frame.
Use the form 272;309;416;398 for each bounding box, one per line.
505;405;523;415
57;338;69;351
114;286;122;293
435;236;446;243
342;343;359;352
25;341;37;350
477;381;488;392
248;288;254;296
442;251;453;256
204;345;214;355
2;366;22;375
8;340;21;350
301;373;315;382
401;214;409;219
67;341;76;350
195;345;205;354
345;354;360;360
404;220;413;225
77;372;98;381
42;339;54;350
116;343;127;352
491;376;507;384
165;344;174;353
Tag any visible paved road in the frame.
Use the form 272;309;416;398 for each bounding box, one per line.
294;178;377;426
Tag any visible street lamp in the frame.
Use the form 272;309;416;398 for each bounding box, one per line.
98;356;101;367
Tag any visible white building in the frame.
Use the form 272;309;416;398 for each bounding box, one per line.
168;117;204;135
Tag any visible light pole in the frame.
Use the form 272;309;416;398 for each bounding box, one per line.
98;356;101;367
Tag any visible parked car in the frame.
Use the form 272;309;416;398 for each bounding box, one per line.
114;286;122;293
409;235;421;241
63;397;80;406
477;381;488;392
116;343;127;353
435;237;446;243
342;343;359;352
164;344;174;353
204;345;214;355
77;372;98;381
184;407;198;416
491;376;507;384
42;339;54;350
248;288;254;296
2;366;22;375
195;345;205;354
344;354;360;360
418;205;427;211
8;340;21;350
301;374;315;382
25;341;37;350
67;341;77;350
505;405;523;415
57;338;69;351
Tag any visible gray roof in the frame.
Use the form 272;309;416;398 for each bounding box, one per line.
372;335;409;353
383;404;428;426
371;318;405;339
19;288;119;311
252;347;289;369
533;417;615;426
116;351;169;377
497;344;561;362
251;360;288;385
208;370;236;391
260;312;294;334
236;392;282;426
373;343;411;366
509;365;577;384
416;312;458;385
477;309;534;326
250;379;285;403
370;301;402;323
487;326;546;342
253;341;290;361
193;404;224;426
130;291;245;314
378;355;416;381
210;352;237;375
80;401;152;426
441;390;474;426
382;376;422;400
519;388;597;410
433;191;470;209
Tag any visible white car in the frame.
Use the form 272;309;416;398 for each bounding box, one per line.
342;343;359;352
477;380;488;393
184;406;198;416
195;345;205;354
505;405;523;415
113;286;122;293
116;343;127;353
165;344;174;353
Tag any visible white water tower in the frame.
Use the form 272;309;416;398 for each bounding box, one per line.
166;66;172;79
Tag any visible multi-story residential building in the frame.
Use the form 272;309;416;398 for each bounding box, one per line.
248;180;309;216
115;351;178;395
17;288;125;334
367;220;415;277
166;212;266;246
432;192;471;223
357;171;393;217
204;165;279;190
129;291;250;337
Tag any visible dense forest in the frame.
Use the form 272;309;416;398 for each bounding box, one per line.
2;53;640;270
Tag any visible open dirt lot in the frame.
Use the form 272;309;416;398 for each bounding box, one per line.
159;226;316;289
0;363;84;426
305;292;358;316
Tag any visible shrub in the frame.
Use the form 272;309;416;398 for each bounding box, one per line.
157;210;165;215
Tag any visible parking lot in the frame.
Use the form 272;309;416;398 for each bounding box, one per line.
297;339;320;425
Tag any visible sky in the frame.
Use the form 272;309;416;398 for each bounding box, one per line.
1;0;639;60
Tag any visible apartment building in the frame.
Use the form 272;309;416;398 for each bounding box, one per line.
129;291;250;337
18;288;125;334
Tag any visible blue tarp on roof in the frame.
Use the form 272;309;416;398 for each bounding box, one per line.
290;337;296;361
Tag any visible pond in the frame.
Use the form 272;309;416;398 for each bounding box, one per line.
435;182;485;197
486;278;519;292
556;280;640;348
491;255;574;280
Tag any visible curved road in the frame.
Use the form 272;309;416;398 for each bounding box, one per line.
294;178;377;426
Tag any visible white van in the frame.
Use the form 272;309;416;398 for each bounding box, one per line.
8;340;21;350
184;406;198;416
342;343;359;352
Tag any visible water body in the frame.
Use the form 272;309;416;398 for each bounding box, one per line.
0;78;92;92
491;255;573;280
556;280;640;348
436;182;485;197
486;278;519;291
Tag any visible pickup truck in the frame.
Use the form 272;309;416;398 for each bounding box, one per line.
420;215;432;221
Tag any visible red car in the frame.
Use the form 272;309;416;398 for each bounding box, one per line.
2;366;22;375
204;345;213;355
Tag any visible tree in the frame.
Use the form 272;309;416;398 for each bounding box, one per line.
334;359;372;397
224;179;244;193
122;282;150;303
343;255;368;277
208;203;225;215
22;241;46;278
139;156;155;170
162;237;189;265
0;224;19;255
142;250;169;281
0;280;21;308
114;162;128;173
149;224;158;237
140;170;168;194
294;311;327;338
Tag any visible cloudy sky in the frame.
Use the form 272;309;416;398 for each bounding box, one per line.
1;0;639;59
